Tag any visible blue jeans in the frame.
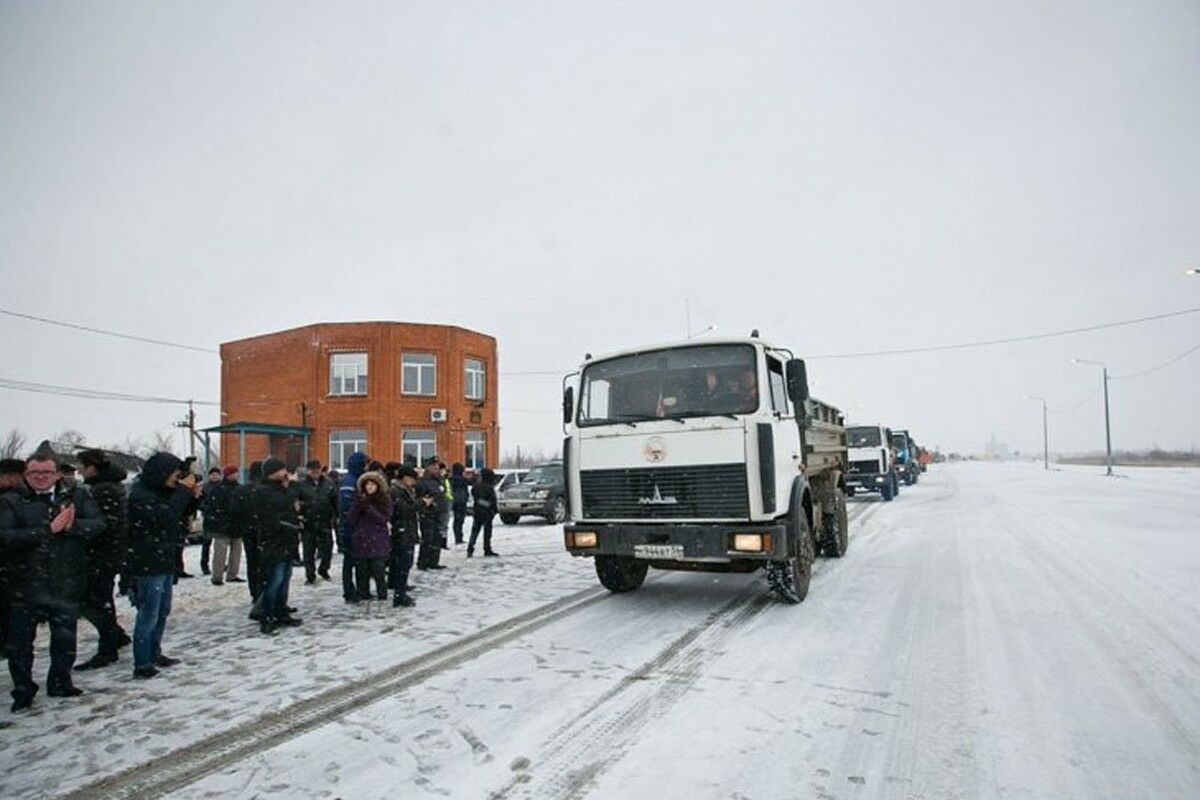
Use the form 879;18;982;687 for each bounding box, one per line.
132;574;173;669
261;561;292;621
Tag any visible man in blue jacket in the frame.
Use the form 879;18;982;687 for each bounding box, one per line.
337;451;368;602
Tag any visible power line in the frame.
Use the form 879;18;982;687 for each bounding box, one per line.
807;306;1200;360
1111;343;1200;380
0;378;216;406
0;308;219;354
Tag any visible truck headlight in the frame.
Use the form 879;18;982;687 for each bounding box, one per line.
732;533;772;553
567;531;597;548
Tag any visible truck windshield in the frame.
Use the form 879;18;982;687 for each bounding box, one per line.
577;344;758;426
891;434;907;450
847;427;882;447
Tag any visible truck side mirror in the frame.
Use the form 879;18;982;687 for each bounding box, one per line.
562;386;575;425
786;359;809;405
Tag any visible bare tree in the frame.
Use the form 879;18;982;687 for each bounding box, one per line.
0;428;27;459
147;431;178;457
54;429;88;449
500;446;560;468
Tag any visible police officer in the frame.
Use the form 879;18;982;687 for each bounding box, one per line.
295;459;337;584
416;459;447;570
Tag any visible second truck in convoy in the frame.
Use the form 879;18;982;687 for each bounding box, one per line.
561;334;848;604
844;424;900;500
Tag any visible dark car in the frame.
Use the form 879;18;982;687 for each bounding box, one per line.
497;461;568;525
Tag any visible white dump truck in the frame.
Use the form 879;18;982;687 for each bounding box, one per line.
844;423;900;500
561;334;848;604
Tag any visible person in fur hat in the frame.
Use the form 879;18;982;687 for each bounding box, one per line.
348;471;392;602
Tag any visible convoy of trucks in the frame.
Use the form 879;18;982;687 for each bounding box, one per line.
545;331;927;605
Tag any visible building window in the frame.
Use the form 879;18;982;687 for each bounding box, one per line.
329;430;367;470
402;353;437;396
465;358;486;401
464;431;486;470
402;430;437;467
329;353;368;396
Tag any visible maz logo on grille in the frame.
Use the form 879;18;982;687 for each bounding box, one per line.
638;484;679;505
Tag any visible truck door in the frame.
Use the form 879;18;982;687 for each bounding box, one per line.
766;354;799;517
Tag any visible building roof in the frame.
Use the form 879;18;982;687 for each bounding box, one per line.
220;321;496;349
200;422;314;436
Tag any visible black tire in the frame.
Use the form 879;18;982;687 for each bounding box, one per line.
499;513;521;525
595;555;648;593
820;493;849;558
845;486;856;498
546;497;568;525
881;474;895;502
766;495;814;604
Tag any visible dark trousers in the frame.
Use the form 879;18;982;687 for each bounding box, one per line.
452;505;467;544
417;516;441;568
303;524;333;580
175;544;186;576
389;544;414;595
468;513;495;554
261;560;292;621
200;538;212;573
339;529;357;599
244;532;262;601
8;602;78;699
0;568;11;658
355;557;388;600
80;569;124;658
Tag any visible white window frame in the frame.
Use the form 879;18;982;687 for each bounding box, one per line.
465;358;486;401
329;352;368;397
328;429;367;471
464;431;486;470
402;353;437;396
402;430;437;466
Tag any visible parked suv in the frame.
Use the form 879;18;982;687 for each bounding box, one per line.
498;461;568;525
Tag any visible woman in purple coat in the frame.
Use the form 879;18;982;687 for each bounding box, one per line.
348;472;392;601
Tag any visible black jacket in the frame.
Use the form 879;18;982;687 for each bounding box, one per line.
83;464;128;575
201;479;235;535
472;480;498;519
126;453;196;577
256;479;302;565
0;482;104;605
229;481;259;541
389;483;421;548
416;475;445;518
449;474;471;509
296;475;337;531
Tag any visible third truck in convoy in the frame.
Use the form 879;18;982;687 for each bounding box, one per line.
561;333;848;604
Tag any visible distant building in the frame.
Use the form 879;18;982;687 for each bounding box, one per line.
220;322;498;470
982;433;1011;461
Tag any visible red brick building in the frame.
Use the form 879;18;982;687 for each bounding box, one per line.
219;322;498;471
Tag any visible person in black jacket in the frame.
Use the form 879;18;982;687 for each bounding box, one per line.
449;463;471;546
256;458;303;635
467;468;499;558
198;467;222;575
126;452;199;680
206;466;241;585
388;465;420;607
295;459;337;584
0;451;104;711
416;460;447;570
0;457;27;661
75;449;131;671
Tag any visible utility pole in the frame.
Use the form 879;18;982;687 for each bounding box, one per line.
1072;359;1113;476
1024;395;1049;470
187;400;196;458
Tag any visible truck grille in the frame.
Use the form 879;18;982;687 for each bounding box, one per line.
850;459;881;474
580;464;749;520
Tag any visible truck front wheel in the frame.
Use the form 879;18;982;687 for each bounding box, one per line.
767;501;814;604
882;475;895;502
595;555;649;593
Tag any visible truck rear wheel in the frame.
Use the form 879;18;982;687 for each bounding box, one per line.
595;555;648;593
767;502;814;604
820;494;849;558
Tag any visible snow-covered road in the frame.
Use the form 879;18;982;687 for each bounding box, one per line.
4;463;1199;799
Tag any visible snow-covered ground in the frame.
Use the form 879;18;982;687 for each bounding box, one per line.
3;463;1199;799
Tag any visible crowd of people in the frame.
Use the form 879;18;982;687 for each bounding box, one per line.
0;444;500;714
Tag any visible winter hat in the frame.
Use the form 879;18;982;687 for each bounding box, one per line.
306;459;322;470
222;465;240;479
77;449;111;469
451;462;465;476
261;457;287;478
481;468;496;484
398;464;419;480
0;458;26;475
356;471;388;494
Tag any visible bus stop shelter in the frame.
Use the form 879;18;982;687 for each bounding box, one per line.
200;422;313;482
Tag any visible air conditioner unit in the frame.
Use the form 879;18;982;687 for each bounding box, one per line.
430;408;448;423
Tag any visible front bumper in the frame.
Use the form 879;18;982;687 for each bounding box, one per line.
845;472;889;492
564;522;789;561
498;499;550;515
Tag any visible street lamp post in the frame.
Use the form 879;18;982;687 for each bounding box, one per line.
1072;358;1113;476
687;324;718;339
1023;395;1049;470
1184;268;1199;276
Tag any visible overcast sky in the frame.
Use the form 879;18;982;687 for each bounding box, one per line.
1;0;1197;460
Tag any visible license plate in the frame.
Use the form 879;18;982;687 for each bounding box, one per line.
634;544;684;560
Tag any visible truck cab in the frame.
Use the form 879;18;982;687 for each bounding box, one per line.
844;424;900;500
562;336;848;604
891;429;920;486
